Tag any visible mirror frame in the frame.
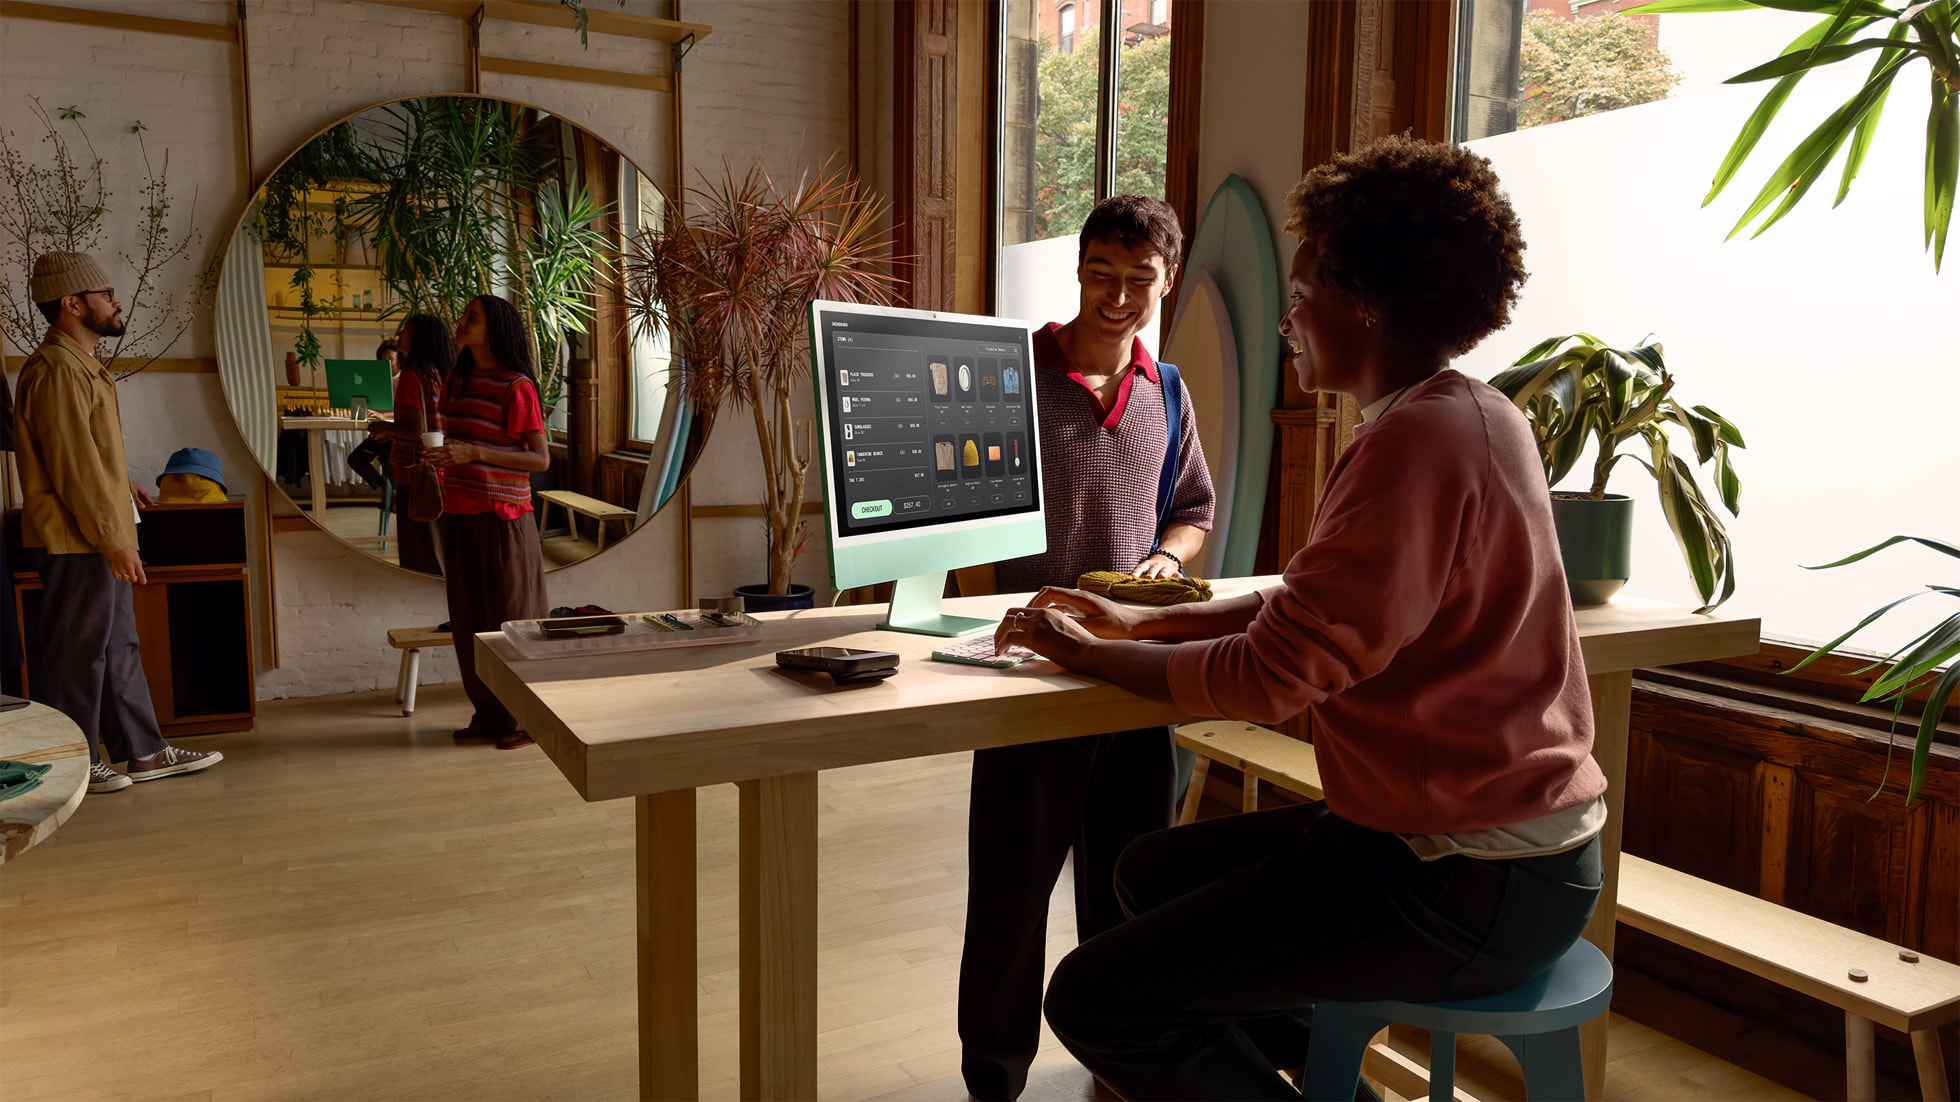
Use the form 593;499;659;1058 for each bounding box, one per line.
213;92;702;576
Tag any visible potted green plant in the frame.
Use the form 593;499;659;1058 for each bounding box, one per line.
624;157;898;605
1489;333;1745;612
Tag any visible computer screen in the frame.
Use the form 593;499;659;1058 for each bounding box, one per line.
808;300;1045;636
323;359;395;412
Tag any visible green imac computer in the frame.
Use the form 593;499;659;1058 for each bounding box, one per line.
323;358;395;413
807;300;1045;637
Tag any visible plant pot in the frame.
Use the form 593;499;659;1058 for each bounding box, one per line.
1551;493;1634;606
735;583;816;613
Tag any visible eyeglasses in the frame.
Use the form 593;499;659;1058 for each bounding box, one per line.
76;288;116;301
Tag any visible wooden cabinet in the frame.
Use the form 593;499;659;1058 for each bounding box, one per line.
1621;652;1960;1095
9;501;256;737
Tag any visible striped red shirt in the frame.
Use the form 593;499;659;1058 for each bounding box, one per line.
438;368;544;518
995;322;1214;592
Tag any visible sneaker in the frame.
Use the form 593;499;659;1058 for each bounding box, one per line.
88;760;132;793
127;745;223;782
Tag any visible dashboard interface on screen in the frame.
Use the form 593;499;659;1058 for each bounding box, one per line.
813;306;1040;539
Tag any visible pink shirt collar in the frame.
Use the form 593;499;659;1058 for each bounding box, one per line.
1035;321;1160;430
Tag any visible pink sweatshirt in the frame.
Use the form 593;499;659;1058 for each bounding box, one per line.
1167;370;1606;835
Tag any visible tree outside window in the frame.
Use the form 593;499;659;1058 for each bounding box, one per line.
1519;10;1681;130
997;0;1175;350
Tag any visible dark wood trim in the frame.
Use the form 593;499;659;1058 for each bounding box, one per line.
1300;0;1356;177
893;0;959;312
574;133;624;494
893;1;917;308
981;0;1002;315
1164;0;1205;298
1392;0;1455;141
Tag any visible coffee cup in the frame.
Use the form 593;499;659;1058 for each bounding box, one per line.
421;431;445;449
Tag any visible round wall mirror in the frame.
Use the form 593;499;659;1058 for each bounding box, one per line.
214;94;703;575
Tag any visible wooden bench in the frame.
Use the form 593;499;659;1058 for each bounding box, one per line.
536;490;636;551
1177;720;1323;821
387;626;453;716
1177;720;1960;1102
1619;853;1958;1102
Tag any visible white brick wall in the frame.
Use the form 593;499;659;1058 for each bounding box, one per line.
1;0;855;698
676;0;852;602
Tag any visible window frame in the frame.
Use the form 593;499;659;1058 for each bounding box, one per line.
990;0;1200;314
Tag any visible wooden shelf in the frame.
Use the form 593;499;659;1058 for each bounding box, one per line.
365;0;712;46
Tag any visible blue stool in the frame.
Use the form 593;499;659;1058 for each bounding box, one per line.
1300;938;1614;1102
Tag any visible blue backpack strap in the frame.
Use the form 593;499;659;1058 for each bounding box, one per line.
1156;361;1183;532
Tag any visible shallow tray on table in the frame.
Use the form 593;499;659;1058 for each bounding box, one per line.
499;610;763;660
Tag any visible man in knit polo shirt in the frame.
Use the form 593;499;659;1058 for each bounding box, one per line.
959;195;1214;1100
15;252;222;793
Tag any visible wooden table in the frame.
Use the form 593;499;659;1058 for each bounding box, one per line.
0;702;91;864
475;582;1759;1100
278;415;375;517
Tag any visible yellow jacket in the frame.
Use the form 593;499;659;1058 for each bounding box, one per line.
14;329;139;554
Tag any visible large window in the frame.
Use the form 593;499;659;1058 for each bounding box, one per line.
996;0;1175;350
1451;2;1957;652
620;164;674;447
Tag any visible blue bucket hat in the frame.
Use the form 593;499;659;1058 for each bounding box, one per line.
157;447;226;492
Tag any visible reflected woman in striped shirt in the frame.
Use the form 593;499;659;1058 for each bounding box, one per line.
424;294;551;750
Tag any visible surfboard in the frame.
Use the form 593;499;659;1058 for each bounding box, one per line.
1180;175;1282;577
1159;265;1239;580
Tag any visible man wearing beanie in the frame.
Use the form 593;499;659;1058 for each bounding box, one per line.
16;251;222;793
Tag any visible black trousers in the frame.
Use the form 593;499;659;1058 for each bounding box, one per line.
347;436;391;491
439;511;547;738
29;553;169;765
1042;802;1602;1100
959;727;1176;1100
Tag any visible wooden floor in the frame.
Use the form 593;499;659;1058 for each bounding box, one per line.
0;685;1810;1101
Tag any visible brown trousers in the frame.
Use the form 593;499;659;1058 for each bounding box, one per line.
439;510;547;737
391;495;443;576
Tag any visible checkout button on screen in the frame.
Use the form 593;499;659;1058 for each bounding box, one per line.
852;500;892;520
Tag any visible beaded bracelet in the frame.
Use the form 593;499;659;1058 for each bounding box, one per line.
1146;547;1184;571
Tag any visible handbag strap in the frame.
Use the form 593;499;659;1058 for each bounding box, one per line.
417;364;442;436
1155;360;1183;533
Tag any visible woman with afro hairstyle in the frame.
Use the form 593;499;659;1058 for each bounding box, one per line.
994;136;1606;1098
425;294;551;750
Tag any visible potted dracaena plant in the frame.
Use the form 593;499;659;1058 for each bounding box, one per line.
1489;333;1745;613
624;156;899;606
1625;0;1956;804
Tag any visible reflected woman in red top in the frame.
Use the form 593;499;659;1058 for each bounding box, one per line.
1004;136;1605;1100
365;313;454;576
425;294;550;750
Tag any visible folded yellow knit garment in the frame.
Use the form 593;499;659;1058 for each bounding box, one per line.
1076;571;1213;605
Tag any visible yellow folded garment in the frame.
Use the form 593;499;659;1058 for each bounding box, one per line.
1076;571;1213;605
962;439;980;467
